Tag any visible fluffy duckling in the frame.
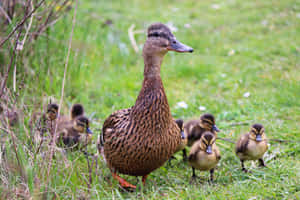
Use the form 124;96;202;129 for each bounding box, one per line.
168;119;187;164
56;103;85;126
175;119;188;159
235;124;268;172
57;115;93;150
31;103;59;136
185;114;220;146
188;131;221;182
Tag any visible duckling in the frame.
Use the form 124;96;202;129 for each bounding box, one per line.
235;124;268;172
175;119;188;158
188;131;221;182
57;115;93;150
169;119;187;164
30;103;59;138
99;23;193;189
185;114;220;146
56;103;85;127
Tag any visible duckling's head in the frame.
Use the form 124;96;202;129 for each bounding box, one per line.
47;103;59;120
249;123;265;142
71;103;84;120
200;113;220;133
143;23;193;57
73;116;92;135
199;131;216;154
175;119;185;139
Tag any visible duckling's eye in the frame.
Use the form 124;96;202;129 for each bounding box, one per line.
172;40;177;44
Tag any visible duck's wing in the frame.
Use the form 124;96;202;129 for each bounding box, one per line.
100;108;131;147
235;133;249;154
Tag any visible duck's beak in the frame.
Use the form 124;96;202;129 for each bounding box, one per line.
167;38;193;53
86;127;93;135
206;145;212;154
180;130;185;139
256;134;262;142
212;125;220;132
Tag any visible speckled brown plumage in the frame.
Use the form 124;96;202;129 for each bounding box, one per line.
100;23;193;180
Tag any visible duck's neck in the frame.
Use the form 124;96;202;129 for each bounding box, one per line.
132;53;171;122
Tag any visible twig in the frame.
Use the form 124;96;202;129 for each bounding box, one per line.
128;24;139;53
229;122;250;126
0;4;13;24
0;0;46;48
217;137;235;144
17;0;35;51
44;0;78;197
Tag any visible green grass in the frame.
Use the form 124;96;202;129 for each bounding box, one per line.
1;0;300;199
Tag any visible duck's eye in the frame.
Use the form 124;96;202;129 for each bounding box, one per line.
172;40;177;44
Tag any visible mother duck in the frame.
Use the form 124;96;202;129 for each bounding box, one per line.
99;23;193;189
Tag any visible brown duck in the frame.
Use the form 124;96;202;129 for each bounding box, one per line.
235;124;268;172
188;131;221;182
99;23;193;189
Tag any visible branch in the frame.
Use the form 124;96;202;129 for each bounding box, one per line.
0;0;46;48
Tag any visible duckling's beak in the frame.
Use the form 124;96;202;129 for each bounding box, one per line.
256;134;262;142
206;145;212;154
180;130;185;139
212;125;220;132
86;127;93;135
167;38;193;53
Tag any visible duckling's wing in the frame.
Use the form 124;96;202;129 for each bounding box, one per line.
235;133;249;154
100;108;131;146
188;141;201;162
187;125;204;144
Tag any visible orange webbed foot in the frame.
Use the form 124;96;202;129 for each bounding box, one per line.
112;173;136;190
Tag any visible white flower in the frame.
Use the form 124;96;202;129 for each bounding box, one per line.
176;101;188;109
184;23;191;28
221;73;227;78
198;106;206;111
243;92;250;98
297;13;300;18
228;49;235;56
211;4;221;10
261;20;268;26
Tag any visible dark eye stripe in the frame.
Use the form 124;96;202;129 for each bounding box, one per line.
148;32;170;40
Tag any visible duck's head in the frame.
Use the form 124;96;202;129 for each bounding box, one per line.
175;119;185;139
199;131;216;154
249;123;265;142
47;103;59;120
200;113;220;133
70;103;84;120
143;23;193;57
73;116;92;135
